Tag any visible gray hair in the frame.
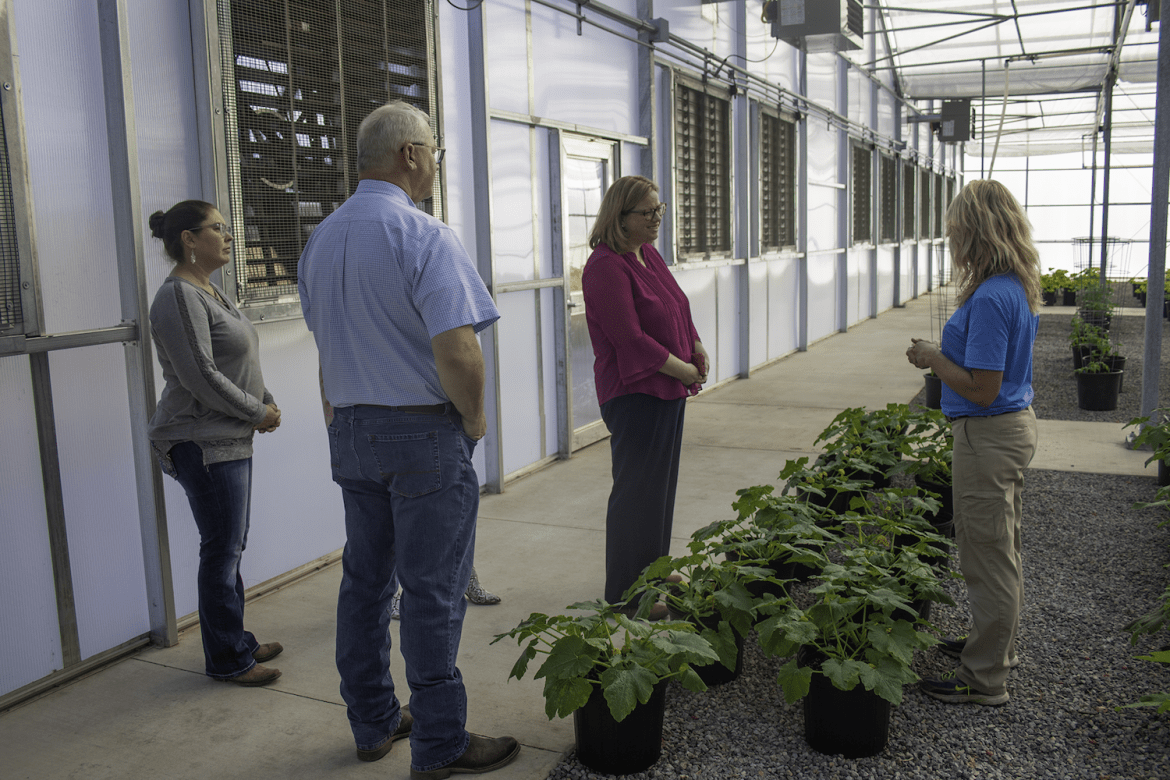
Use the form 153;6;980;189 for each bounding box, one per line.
356;101;433;173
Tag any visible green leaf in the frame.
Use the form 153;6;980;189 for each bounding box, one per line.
541;676;593;720
821;657;865;690
651;630;720;665
508;640;539;680
534;635;599;681
600;665;658;722
776;658;812;704
676;663;710;693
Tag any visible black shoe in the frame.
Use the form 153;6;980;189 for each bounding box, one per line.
938;636;965;659
938;635;1020;667
356;707;414;763
410;734;521;779
920;671;1009;706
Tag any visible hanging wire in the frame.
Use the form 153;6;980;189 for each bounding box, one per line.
446;0;484;10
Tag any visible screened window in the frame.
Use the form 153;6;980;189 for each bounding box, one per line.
902;162;916;242
760;110;796;250
918;168;932;240
851;141;872;245
0;95;21;333
878;152;896;244
675;79;731;258
933;171;945;238
216;0;442;306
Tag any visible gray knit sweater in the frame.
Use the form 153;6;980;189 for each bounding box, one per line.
147;277;273;468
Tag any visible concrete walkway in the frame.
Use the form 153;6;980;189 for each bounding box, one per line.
1;293;1155;780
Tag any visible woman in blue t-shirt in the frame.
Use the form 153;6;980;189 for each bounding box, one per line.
906;179;1042;707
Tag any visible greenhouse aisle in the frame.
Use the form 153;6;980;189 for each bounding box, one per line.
0;292;1156;780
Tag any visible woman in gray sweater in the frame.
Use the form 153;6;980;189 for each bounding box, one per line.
147;200;283;687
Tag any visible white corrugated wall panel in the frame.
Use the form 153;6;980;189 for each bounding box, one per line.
496;290;544;476
673;266;717;381
807;257;837;343
483;0;530;116
490;121;537;284
716;265;739;383
0;356;62;695
877;247;895;312
15;0;121;334
530;3;638;135
540;287;559;458
48;345;149;659
749;261;768;368
767;257;798;360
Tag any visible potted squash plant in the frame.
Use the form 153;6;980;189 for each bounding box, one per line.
755;500;951;758
493;600;718;775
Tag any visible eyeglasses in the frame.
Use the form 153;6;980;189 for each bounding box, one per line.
402;141;446;165
623;203;668;220
190;222;231;236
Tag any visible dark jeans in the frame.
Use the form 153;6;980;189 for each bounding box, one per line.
599;393;687;604
169;441;259;679
328;405;479;772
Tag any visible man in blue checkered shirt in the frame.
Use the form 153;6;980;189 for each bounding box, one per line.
299;100;519;779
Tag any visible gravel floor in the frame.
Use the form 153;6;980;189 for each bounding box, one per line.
544;305;1170;780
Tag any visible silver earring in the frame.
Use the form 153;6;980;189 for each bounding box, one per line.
190;251;196;264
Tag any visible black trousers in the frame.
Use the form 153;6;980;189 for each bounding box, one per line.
599;393;687;604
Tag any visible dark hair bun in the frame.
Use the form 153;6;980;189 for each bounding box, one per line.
148;211;167;240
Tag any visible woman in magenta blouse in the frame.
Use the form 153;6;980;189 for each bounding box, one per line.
582;175;709;617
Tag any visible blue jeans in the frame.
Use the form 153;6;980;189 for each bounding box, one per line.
169;441;259;679
328;405;479;771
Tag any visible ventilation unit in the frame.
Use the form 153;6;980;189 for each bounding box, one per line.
770;0;863;53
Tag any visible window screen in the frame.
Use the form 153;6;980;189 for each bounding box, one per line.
217;0;441;305
0;96;21;333
902;162;916;242
851;141;872;245
760;110;795;250
878;152;896;244
675;80;731;257
918;167;931;240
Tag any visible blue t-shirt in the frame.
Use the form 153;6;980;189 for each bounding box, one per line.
940;273;1038;418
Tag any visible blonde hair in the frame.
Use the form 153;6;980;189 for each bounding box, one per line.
946;179;1042;313
588;176;659;254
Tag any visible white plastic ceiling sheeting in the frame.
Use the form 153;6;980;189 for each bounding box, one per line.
867;1;1161;155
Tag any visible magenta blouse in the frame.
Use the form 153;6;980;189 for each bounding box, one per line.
582;242;702;406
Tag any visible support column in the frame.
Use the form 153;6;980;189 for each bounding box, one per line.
467;5;504;492
733;0;751;376
97;0;176;646
1141;13;1170;421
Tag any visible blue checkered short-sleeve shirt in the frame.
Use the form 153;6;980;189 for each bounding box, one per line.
299;180;499;407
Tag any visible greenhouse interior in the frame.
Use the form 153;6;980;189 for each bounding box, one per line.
2;0;1170;778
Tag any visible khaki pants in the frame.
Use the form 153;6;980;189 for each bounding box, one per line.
951;407;1038;695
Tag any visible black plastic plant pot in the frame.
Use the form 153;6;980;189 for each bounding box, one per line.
799;648;892;759
1160;458;1169;488
573;680;668;775
694;616;745;687
1062;289;1078;306
1075;370;1123;412
923;373;942;409
1101;355;1126;393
